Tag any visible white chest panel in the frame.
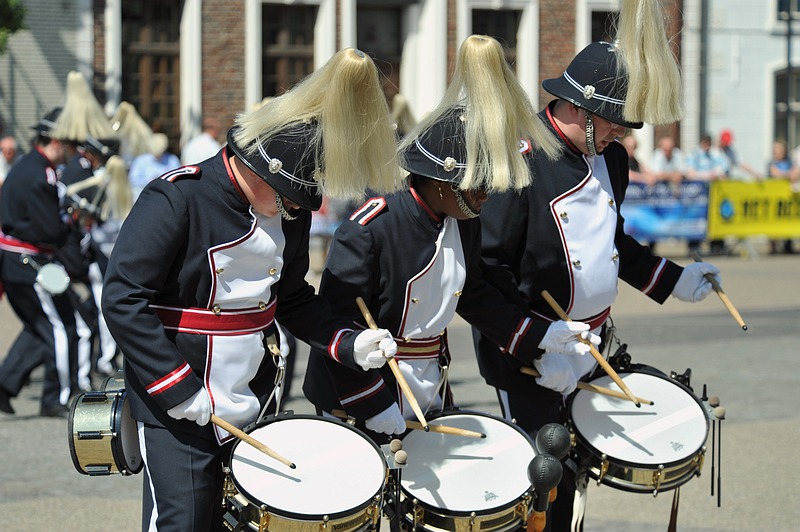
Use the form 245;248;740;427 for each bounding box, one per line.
208;212;285;308
552;155;619;319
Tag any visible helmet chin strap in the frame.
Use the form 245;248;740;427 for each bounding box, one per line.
275;193;298;221
584;110;598;157
451;184;480;219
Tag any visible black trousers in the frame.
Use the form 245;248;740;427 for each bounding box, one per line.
139;423;233;532
0;281;76;408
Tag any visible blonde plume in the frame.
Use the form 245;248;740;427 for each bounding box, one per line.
400;35;560;193
616;0;684;125
233;48;403;199
111;102;155;159
102;155;133;220
51;71;117;142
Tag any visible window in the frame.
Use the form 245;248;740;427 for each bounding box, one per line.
262;4;317;97
357;6;403;104
472;9;522;69
774;68;800;147
591;10;617;42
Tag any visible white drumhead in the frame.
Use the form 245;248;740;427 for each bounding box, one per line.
570;372;708;466
36;263;70;295
119;396;142;472
231;417;386;517
400;413;536;513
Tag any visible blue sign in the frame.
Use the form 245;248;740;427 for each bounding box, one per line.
621;181;709;241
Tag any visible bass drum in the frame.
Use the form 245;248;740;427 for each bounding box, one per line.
224;413;387;532
68;373;142;476
569;365;709;495
399;410;537;532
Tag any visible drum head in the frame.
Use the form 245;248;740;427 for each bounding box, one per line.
230;416;386;519
36;263;70;295
400;412;536;514
570;372;708;467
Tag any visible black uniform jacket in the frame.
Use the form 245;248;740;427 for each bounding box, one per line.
303;187;542;421
0;147;70;285
475;102;684;395
102;148;365;443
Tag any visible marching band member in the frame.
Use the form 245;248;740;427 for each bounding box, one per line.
0;107;77;417
302;35;595;441
101;48;403;531
474;2;722;530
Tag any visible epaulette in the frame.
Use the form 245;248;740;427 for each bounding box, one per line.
349;197;387;226
79;156;92;170
160;165;201;183
518;138;533;154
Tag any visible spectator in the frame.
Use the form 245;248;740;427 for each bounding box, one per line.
767;140;796;254
181;117;222;165
685;133;728;255
651;134;687;188
719;128;760;180
0;135;19;185
622;134;655;186
128;133;181;201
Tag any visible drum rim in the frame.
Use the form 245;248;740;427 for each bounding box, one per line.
399;408;536;517
229;413;387;521
569;368;710;471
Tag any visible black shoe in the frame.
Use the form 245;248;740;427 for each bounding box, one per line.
0;387;14;415
39;404;69;418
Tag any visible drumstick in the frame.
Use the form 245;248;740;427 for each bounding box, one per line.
540;290;641;407
519;367;653;405
210;414;296;469
355;297;430;432
405;420;486;439
691;253;748;331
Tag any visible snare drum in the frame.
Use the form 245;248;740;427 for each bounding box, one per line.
68;375;142;476
569;367;709;495
224;414;387;532
400;410;537;532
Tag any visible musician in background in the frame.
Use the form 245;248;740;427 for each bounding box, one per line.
0;107;77;417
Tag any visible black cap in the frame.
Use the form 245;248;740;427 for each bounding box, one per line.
542;41;643;129
401;110;468;185
31;107;63;136
83;136;120;159
226;123;323;211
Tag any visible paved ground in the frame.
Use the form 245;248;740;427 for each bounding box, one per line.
1;238;798;531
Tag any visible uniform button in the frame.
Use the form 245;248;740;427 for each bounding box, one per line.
404;337;411;343
215;267;224;274
259;301;267;310
608;198;615;206
269;268;278;275
454;290;462;297
612;252;619;261
559;211;568;219
411;298;420;304
212;304;221;315
572;259;581;267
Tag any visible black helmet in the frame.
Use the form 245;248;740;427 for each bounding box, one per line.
31;107;63;137
401;110;468;185
83;136;120;159
226;123;323;211
542;41;643;129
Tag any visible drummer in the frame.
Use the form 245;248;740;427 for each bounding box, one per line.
473;2;723;530
302;35;599;442
101;49;403;532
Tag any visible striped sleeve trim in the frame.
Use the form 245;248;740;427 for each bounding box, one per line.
339;379;386;406
328;328;353;363
146;362;192;396
642;258;668;296
505;316;532;355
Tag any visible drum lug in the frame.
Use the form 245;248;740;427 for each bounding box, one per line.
514;494;531;524
468;511;477;532
412;499;424;530
320;515;330;530
258;505;270;532
696;446;707;476
365;495;381;528
597;455;609;485
652;465;665;497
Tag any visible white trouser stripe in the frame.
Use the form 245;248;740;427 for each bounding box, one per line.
138;422;159;532
34;283;71;405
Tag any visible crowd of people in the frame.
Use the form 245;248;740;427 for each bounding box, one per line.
0;0;776;530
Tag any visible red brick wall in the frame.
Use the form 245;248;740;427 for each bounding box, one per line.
539;0;577;109
202;0;246;134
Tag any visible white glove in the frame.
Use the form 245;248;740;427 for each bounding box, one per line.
672;262;720;303
364;403;406;435
533;353;579;394
167;388;212;426
538;320;600;356
353;329;397;370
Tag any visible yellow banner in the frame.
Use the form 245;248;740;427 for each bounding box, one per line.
707;180;800;238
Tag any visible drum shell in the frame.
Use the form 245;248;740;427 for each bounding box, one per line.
569;366;708;494
399;410;536;532
224;413;386;532
68;389;142;476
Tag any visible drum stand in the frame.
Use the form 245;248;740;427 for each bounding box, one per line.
380;438;407;532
